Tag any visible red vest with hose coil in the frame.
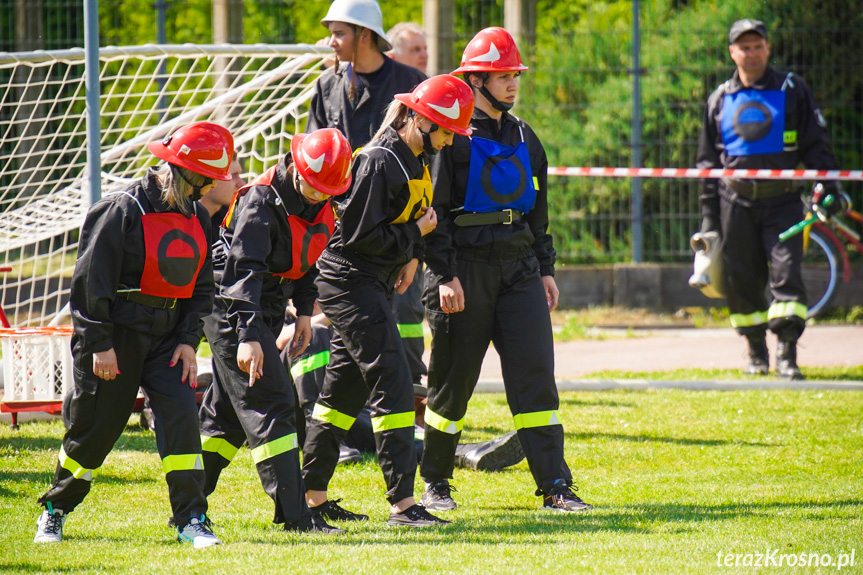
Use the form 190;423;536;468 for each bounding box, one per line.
223;166;335;280
115;191;207;299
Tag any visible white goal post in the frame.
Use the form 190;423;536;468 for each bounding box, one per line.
0;43;330;327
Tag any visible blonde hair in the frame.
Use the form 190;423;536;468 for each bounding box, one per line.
369;100;413;144
154;163;206;217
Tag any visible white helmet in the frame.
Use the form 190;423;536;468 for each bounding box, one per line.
321;0;392;52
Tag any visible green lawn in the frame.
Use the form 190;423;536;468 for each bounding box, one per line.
582;366;863;381
1;390;861;574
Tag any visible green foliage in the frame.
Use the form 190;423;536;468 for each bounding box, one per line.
9;0;862;265
814;306;863;325
554;311;595;341
523;0;863;263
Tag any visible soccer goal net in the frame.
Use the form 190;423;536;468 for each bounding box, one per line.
0;44;329;327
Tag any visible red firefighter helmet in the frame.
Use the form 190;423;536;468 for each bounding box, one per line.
291;128;353;196
148;121;234;181
394;75;475;136
451;27;528;75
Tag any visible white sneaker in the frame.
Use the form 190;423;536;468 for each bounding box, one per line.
34;506;66;543
177;515;221;549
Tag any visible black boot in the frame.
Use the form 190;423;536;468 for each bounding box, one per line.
776;338;805;380
453;431;525;471
336;444;362;466
745;332;769;375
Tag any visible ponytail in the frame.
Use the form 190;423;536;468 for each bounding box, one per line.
369;100;413;144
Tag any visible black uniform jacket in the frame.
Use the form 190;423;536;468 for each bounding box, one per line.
211;154;324;343
696;66;839;220
425;109;555;282
323;126;424;281
306;57;426;151
70;168;214;354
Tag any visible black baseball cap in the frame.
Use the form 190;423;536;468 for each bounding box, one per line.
729;19;768;44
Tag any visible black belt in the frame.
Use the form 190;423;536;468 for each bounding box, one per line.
722;178;792;200
454;209;523;227
118;290;177;309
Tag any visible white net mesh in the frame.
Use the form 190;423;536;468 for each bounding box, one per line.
0;44;328;326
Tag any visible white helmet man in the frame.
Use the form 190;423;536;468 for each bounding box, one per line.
321;0;392;53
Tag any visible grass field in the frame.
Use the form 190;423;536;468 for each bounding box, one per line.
583;366;863;381
1;389;861;574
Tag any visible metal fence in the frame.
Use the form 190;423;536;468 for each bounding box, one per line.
1;0;860;264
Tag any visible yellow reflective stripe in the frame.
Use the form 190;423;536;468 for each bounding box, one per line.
290;350;329;379
200;435;240;462
162;453;203;474
513;410;561;430
397;323;424;338
251;434;298;464
371;411;414;433
312;403;356;431
533;176;539;189
768;301;807;320
730;311;769;328
424;408;464;435
58;446;100;481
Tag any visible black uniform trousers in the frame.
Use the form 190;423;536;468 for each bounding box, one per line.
720;190;807;338
287;322;425;459
285;323;377;454
302;262;417;505
420;249;572;494
38;326;206;528
393;266;427;385
199;314;309;525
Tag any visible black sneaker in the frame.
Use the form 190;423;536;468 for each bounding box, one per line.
284;513;346;535
337;445;363;465
311;499;369;522
542;480;593;512
421;480;457;511
455;431;525;471
387;504;450;527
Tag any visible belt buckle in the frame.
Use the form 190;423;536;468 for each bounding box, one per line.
167;298;177;310
751;181;761;200
502;209;514;225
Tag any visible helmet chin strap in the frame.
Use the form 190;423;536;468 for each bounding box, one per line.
412;112;440;156
420;124;440;156
479;84;513;112
175;166;211;201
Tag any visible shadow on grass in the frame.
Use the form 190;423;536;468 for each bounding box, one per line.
214;498;863;546
563;430;778;447
559;397;636;408
0;469;162;499
2;428;159;454
0;562;89;573
461;424;517;436
8;499;859;551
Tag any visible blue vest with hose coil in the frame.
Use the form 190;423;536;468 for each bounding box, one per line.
464;131;537;214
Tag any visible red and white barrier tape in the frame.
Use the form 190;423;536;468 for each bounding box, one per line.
547;167;863;181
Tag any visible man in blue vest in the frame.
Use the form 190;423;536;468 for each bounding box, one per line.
696;19;847;380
